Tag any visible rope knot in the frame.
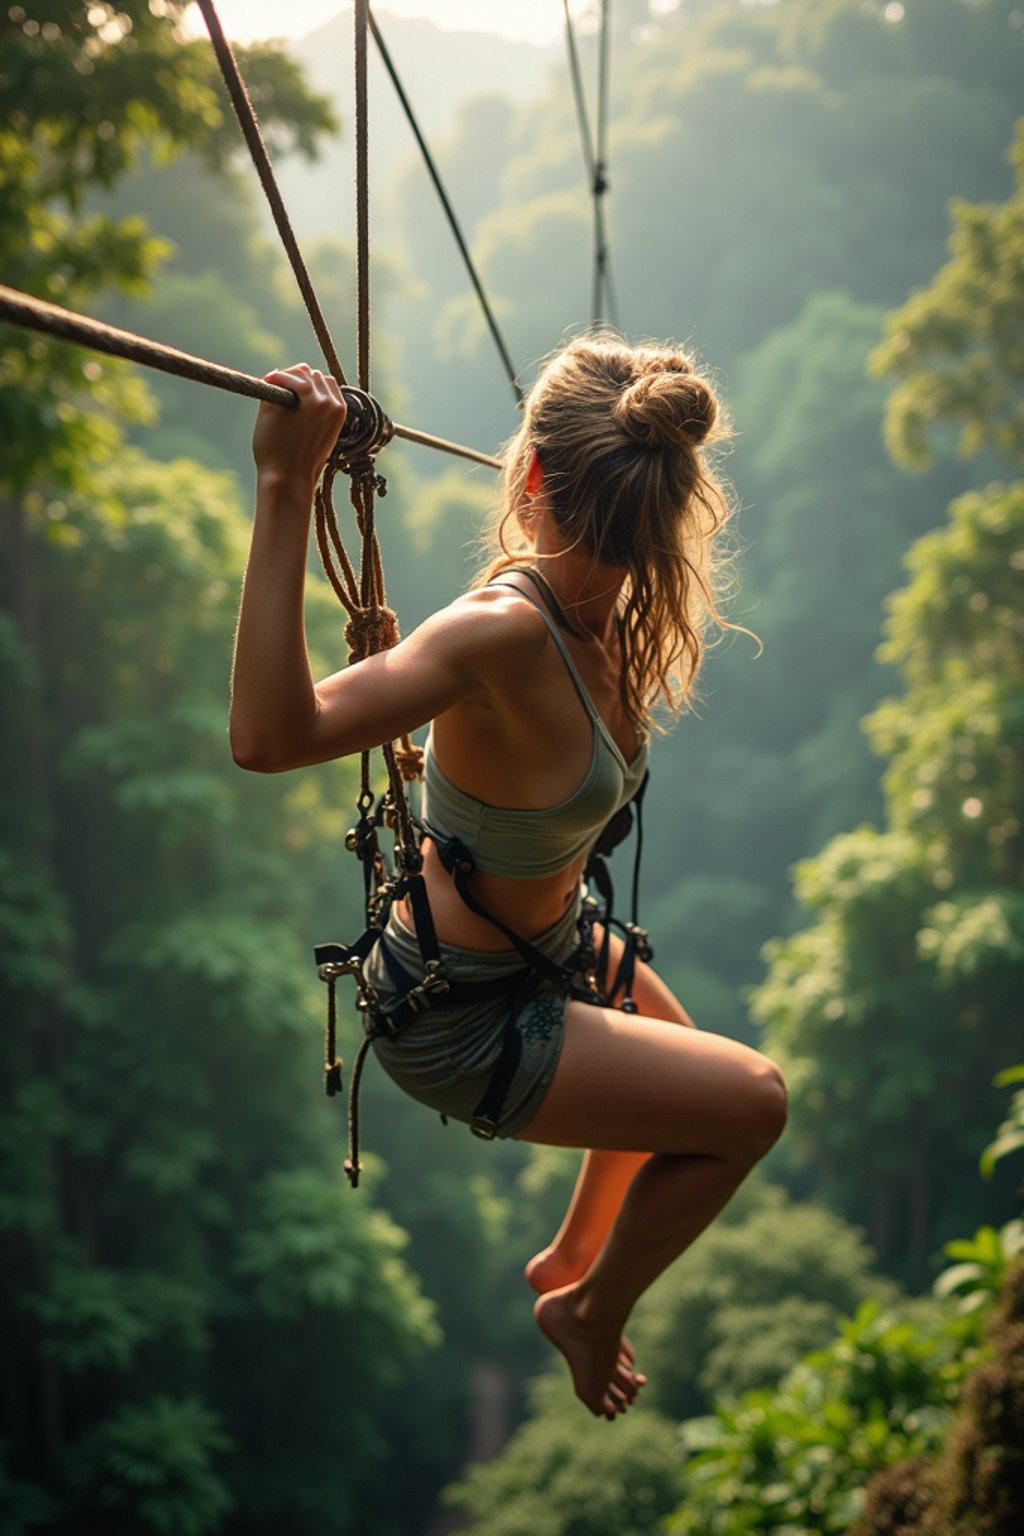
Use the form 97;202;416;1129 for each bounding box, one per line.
345;605;399;663
394;739;424;781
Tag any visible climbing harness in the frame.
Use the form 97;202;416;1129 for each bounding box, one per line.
315;563;652;1184
314;736;652;1182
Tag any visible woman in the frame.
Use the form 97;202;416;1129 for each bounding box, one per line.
230;336;787;1420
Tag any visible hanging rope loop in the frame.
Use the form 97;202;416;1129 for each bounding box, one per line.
344;605;400;664
394;740;425;782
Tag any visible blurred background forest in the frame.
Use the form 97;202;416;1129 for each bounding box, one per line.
1;1;1022;1533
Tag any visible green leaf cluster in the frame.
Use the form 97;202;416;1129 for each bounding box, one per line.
670;1296;981;1536
935;1221;1024;1315
871;120;1024;472
852;1258;1024;1536
0;1;335;495
751;134;1024;1273
628;1179;898;1419
980;1065;1024;1179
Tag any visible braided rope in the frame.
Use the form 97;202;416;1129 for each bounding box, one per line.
195;0;347;383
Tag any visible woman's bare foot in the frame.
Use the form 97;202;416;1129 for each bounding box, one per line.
534;1286;645;1419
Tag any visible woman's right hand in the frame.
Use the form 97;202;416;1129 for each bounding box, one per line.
252;363;347;486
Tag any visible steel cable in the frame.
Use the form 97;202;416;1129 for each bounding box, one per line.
369;7;524;405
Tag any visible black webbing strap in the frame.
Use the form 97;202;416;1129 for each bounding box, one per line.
414;821;588;1139
317;772;651;1176
403;866;441;969
581;771;652;1010
466;971;540;1140
421;825;573;989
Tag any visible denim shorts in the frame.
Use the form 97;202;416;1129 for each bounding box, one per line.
363;896;584;1138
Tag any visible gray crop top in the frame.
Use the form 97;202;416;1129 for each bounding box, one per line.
422;584;649;879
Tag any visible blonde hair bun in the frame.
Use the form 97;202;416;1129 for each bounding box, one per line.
483;333;737;727
613;369;717;449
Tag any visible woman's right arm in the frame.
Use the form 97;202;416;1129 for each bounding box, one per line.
230;364;545;773
230;364;347;770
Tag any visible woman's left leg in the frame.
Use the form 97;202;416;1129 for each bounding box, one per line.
516;981;787;1416
525;937;697;1296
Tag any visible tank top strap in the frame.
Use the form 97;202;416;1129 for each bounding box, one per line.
488;574;602;726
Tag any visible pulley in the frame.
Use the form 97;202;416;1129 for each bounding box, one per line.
330;386;395;476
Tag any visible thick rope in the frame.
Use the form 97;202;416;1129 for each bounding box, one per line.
195;0;347;384
349;0;425;832
0;284;502;470
325;976;343;1095
368;7;523;405
345;1037;374;1187
0;284;298;407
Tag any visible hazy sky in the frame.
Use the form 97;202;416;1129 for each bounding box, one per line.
182;1;578;45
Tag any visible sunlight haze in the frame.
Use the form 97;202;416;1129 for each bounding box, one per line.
183;0;577;44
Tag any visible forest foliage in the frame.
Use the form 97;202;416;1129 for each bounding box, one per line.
1;1;1022;1533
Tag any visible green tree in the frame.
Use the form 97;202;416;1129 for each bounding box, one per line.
0;13;450;1534
629;1180;899;1419
753;481;1024;1275
446;1374;685;1536
871;118;1024;472
752;116;1024;1278
0;0;334;491
0;454;438;1535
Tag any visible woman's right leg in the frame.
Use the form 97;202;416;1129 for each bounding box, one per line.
518;1000;787;1418
525;1148;648;1294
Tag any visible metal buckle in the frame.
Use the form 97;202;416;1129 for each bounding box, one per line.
471;1114;499;1141
403;959;451;1014
318;956;362;983
626;923;654;963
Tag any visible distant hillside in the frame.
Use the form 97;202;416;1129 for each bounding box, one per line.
275;6;558;241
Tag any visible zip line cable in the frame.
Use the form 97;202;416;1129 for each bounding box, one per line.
368;6;524;406
562;0;619;329
593;0;618;328
563;2;598;198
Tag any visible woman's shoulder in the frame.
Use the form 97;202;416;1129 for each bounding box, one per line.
434;584;551;666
